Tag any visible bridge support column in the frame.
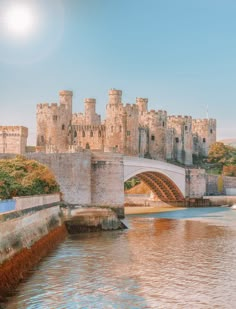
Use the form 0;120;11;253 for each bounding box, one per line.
91;153;125;218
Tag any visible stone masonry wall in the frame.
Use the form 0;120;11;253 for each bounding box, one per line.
91;152;124;217
186;168;206;198
27;152;92;205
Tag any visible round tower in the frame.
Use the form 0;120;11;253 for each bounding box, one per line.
105;89;125;153
59;90;73;114
108;89;122;105
58;90;73;151
136;98;148;113
84;98;96;125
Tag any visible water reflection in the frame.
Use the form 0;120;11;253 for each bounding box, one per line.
5;208;236;308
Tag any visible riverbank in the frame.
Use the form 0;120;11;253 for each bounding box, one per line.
125;206;186;215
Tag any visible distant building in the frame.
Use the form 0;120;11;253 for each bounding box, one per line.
36;89;216;165
0;126;28;154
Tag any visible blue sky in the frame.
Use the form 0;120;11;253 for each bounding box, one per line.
1;0;236;145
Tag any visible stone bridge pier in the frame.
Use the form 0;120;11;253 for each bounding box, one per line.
27;152;125;218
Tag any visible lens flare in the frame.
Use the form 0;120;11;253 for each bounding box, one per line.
4;4;35;37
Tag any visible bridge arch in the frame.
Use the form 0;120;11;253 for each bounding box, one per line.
124;156;186;202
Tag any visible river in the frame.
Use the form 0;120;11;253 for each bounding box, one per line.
5;207;236;308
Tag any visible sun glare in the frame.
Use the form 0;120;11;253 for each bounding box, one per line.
4;4;35;37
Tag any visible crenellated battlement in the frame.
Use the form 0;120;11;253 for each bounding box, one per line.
37;103;59;112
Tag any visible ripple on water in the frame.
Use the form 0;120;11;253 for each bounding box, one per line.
5;207;236;309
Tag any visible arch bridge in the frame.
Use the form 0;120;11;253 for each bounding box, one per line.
124;156;186;202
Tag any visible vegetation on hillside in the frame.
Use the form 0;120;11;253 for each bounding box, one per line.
0;156;59;200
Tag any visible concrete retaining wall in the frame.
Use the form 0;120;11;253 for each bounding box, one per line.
0;197;67;299
13;193;60;210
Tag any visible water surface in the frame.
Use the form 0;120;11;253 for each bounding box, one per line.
6;207;236;308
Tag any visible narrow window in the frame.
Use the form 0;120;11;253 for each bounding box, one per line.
74;131;77;138
53;115;57;121
210;129;213;134
62;124;65;130
185;126;188;131
127;131;130;136
151;135;155;141
162;121;165;127
111;126;113;133
86;143;90;149
82;131;85;137
120;126;122;132
175;137;179;143
203;138;206;143
98;130;101;137
90;131;93;137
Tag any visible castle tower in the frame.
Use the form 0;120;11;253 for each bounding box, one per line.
59;90;73;114
58;90;73;151
124;104;139;156
84;98;101;125
147;110;167;160
36;90;73;152
136;98;148;113
104;89;126;153
167;116;193;165
192;118;216;156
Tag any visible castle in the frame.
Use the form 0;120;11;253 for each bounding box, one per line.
36;89;216;165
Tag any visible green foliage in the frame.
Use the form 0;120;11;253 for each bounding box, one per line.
124;177;140;191
203;142;236;176
0;156;60;199
207;142;236;165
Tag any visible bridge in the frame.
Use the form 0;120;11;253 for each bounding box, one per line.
22;152;196;218
124;156;185;202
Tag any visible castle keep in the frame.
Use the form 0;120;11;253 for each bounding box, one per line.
36;89;216;165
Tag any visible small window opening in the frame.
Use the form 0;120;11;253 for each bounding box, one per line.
151;135;155;141
175;137;179;143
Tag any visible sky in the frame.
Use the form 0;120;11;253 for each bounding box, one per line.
0;0;236;145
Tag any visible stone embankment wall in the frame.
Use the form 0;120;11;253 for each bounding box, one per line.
0;194;67;300
206;175;236;196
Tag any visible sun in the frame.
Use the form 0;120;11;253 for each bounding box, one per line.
4;4;35;37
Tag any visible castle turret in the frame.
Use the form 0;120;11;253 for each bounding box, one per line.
59;90;73;114
104;89;126;153
136;98;148;113
108;89;122;105
84;98;101;125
